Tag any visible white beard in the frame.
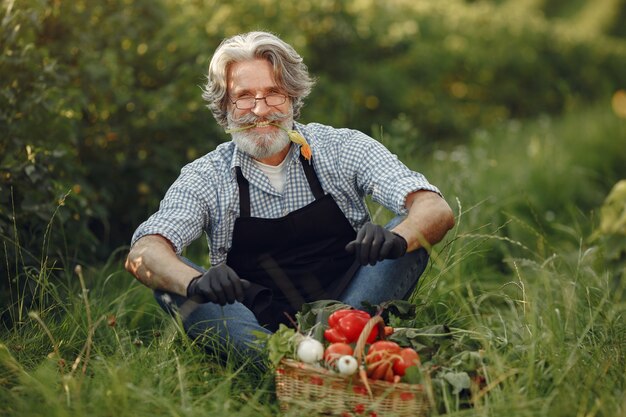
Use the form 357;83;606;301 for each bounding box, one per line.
231;128;291;160
227;110;293;160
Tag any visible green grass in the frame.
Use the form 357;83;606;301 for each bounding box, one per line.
1;101;625;416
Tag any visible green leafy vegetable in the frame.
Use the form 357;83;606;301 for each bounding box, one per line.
442;371;472;395
361;299;416;321
388;325;453;358
255;325;298;366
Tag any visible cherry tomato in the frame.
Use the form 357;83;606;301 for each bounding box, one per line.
324;342;354;365
392;348;420;376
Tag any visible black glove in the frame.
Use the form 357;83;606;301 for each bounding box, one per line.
186;264;251;305
345;222;408;266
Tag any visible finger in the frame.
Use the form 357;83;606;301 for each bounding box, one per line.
378;239;393;260
196;274;220;304
350;223;373;264
229;274;245;303
379;230;394;259
359;228;374;266
363;224;384;265
220;275;238;304
368;228;385;265
240;279;251;289
210;277;228;306
200;284;219;304
369;239;383;265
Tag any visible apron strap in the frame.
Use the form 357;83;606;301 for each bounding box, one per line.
235;166;251;218
299;154;324;200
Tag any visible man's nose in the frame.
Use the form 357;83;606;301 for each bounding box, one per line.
251;97;272;116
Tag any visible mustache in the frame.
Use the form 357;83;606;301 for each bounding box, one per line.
229;111;292;126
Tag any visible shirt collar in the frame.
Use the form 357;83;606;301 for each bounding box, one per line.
229;142;300;197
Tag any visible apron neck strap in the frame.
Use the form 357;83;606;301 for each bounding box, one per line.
235;166;251;217
299;154;324;200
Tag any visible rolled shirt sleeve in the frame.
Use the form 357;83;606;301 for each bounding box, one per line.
131;163;213;254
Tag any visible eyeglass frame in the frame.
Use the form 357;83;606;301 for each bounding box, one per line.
229;93;288;110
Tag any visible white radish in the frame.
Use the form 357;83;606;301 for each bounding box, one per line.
336;355;358;375
297;337;324;364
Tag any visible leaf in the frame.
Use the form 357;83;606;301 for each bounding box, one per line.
402;365;423;384
380;299;416;320
388;325;452;355
360;299;416;321
295;300;351;341
449;350;484;372
262;324;297;367
442;371;471;394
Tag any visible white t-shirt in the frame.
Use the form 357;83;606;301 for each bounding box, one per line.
252;156;289;193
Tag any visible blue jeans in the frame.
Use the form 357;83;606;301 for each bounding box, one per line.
154;216;429;363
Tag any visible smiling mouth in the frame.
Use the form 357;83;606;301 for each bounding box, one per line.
225;121;282;134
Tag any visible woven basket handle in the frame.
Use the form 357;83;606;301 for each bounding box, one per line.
354;315;385;364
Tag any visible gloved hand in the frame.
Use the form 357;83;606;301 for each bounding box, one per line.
345;222;408;266
186;263;251;305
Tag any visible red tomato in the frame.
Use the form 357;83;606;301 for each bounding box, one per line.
392;348;420;376
365;340;402;379
324;327;349;344
368;340;401;355
324;342;354;365
366;361;390;380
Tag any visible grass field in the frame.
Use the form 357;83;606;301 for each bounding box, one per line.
1;101;625;416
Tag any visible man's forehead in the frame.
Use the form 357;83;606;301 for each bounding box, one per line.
227;59;278;93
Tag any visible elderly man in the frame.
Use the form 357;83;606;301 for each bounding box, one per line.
125;31;454;357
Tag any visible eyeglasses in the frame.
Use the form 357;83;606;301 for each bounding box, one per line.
229;93;288;110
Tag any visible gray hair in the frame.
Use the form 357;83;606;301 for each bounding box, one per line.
202;31;315;127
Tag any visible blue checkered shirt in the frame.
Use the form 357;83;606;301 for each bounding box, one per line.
131;122;440;266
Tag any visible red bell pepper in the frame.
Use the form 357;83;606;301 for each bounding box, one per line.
323;309;379;344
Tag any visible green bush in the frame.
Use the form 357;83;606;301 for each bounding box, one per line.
1;2;97;280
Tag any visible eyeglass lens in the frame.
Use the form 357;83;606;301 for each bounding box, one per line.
234;94;286;109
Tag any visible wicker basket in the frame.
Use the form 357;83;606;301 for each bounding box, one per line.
275;316;430;417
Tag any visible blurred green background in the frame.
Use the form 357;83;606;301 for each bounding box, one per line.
2;0;626;290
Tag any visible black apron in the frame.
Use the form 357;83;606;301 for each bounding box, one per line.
226;155;359;330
